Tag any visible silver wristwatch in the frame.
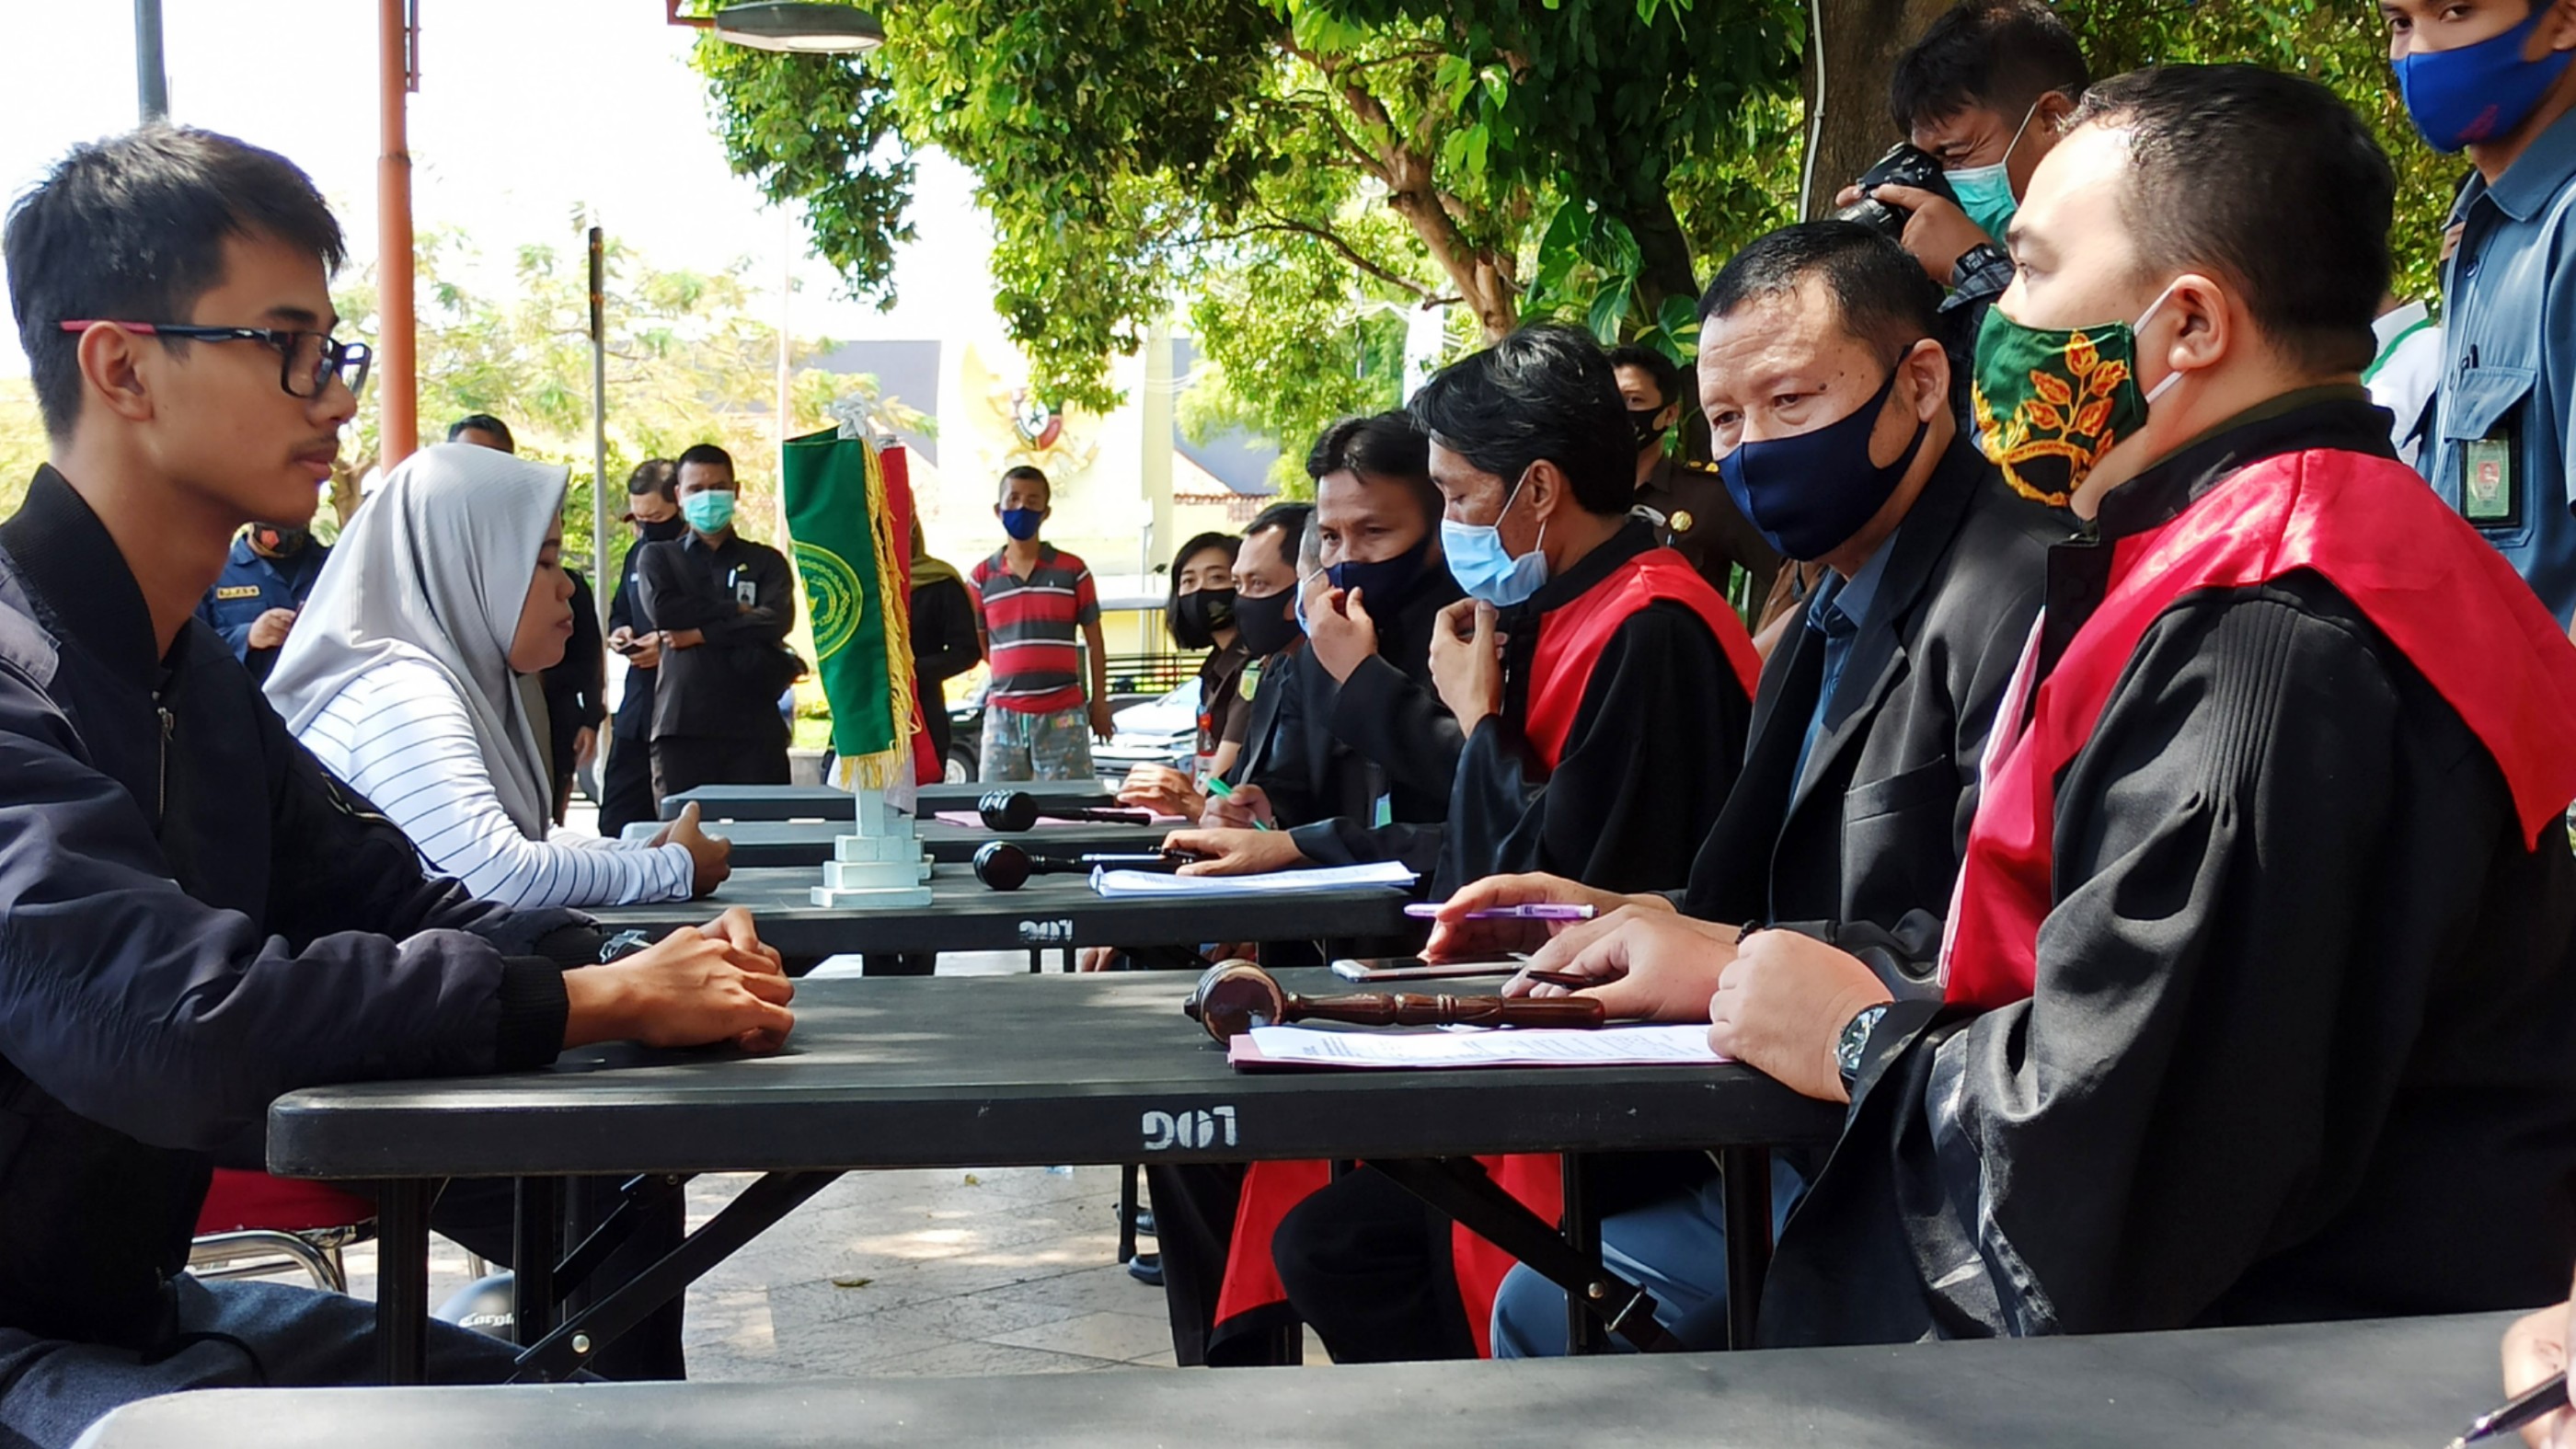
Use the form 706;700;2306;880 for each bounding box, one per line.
1835;1003;1892;1089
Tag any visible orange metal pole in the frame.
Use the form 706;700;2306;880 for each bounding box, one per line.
377;0;418;466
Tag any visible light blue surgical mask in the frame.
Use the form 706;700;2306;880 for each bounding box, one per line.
1440;471;1550;607
1945;101;2038;244
681;489;736;534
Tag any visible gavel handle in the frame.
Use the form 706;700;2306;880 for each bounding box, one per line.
1288;992;1607;1032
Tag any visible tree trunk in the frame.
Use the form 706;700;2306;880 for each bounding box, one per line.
1623;185;1700;328
1307;51;1522;342
1799;0;1958;220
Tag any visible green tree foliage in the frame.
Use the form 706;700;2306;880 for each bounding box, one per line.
692;0;2444;469
326;226;921;582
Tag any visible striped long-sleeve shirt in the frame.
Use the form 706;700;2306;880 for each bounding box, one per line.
295;657;696;910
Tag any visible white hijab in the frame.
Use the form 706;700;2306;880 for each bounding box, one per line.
266;443;567;840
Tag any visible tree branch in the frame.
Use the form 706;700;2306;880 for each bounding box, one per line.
1193;216;1433;299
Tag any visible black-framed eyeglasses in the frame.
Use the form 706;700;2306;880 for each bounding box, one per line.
55;320;373;400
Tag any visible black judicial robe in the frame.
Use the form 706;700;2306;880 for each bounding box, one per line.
1761;397;2576;1346
1434;520;1754;897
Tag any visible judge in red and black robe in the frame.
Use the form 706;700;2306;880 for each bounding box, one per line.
1235;326;1763;1363
1727;68;2576;1349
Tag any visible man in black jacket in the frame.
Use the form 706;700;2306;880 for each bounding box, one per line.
0;126;797;1448
600;458;682;838
1180;413;1463;879
636;443;799;803
1432;221;2066;1353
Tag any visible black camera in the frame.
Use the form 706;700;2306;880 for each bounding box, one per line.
1832;144;1958;240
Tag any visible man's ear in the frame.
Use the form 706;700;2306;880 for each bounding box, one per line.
1524;460;1570;523
1902;337;1950;422
2034;88;2078;132
77;324;155;425
2154;272;2233;381
2546;0;2576;53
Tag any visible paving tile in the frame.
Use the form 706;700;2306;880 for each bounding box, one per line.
860;1337;1126;1377
984;1308;1175;1363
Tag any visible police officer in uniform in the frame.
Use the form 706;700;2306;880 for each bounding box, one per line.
193;514;328;682
1609;343;1780;607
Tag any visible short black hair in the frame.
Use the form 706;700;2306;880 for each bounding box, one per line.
1409;325;1634;515
2068;65;2390;374
676;443;735;478
1305;411;1442;525
627;457;677;501
6;124;346;439
1242;500;1313;575
1890;0;2089;134
998;464;1051;505
1164;530;1242;642
1604;343;1685;413
1701;221;1944;360
447;413;514;450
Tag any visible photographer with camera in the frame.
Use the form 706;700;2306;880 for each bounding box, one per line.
1834;0;2089;477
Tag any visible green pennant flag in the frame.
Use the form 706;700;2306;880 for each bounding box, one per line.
781;427;910;782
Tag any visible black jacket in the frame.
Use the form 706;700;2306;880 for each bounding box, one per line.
911;574;980;765
0;467;582;1351
1683;439;2067;987
636;531;798;743
1763;397;2576;1346
1437;519;1753;897
540;569;604;774
1264;568;1465;880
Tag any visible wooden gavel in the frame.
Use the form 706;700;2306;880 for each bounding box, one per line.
1181;960;1606;1043
976;789;1153;832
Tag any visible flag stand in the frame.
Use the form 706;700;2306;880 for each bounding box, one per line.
799;411;932;910
809;778;932;909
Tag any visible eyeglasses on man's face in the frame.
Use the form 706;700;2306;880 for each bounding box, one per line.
54;320;373;400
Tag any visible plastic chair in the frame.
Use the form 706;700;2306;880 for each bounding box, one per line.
190;1168;379;1294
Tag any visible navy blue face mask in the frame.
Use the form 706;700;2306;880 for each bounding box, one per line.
1327;531;1432;601
1717;360;1929;561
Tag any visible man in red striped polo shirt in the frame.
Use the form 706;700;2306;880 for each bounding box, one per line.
972;465;1114;780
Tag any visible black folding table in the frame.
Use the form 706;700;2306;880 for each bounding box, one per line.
661;780;1115;822
78;1310;2520;1448
265;972;1844;1384
627;817;1172;868
585;866;1415;963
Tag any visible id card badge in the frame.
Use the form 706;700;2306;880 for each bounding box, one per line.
734;574;759;608
1373;792;1394;829
2463;433;2518;526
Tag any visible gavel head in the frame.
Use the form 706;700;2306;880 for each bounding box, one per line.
972;840;1035;891
1182;960;1285;1042
977;789;1039;833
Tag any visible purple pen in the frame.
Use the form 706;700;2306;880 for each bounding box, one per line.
1402;903;1600;921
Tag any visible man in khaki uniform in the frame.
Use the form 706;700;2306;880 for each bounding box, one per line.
1610;342;1780;605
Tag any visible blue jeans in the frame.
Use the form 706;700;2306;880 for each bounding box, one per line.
0;1275;526;1449
1489;1153;1807;1357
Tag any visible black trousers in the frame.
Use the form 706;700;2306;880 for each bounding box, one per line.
596;719;658;841
1271;1165;1478;1364
650;735;789;804
1143;1163;1302;1367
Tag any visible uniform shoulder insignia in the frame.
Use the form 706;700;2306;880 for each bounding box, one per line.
1683;459;1722;475
1669;509;1696;534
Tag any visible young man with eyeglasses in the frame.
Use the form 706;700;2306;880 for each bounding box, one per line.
0;125;798;1446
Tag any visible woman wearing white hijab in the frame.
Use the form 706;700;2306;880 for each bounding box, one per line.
266;443;728;908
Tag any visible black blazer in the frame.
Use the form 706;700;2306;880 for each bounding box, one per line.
1681;438;2068;989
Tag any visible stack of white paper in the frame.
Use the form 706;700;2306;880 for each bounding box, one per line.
1091;860;1418;897
1229;1023;1727;1070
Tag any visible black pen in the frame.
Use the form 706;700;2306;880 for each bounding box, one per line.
2445;1371;2568;1449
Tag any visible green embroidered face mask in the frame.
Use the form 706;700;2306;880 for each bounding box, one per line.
1971;281;2183;506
